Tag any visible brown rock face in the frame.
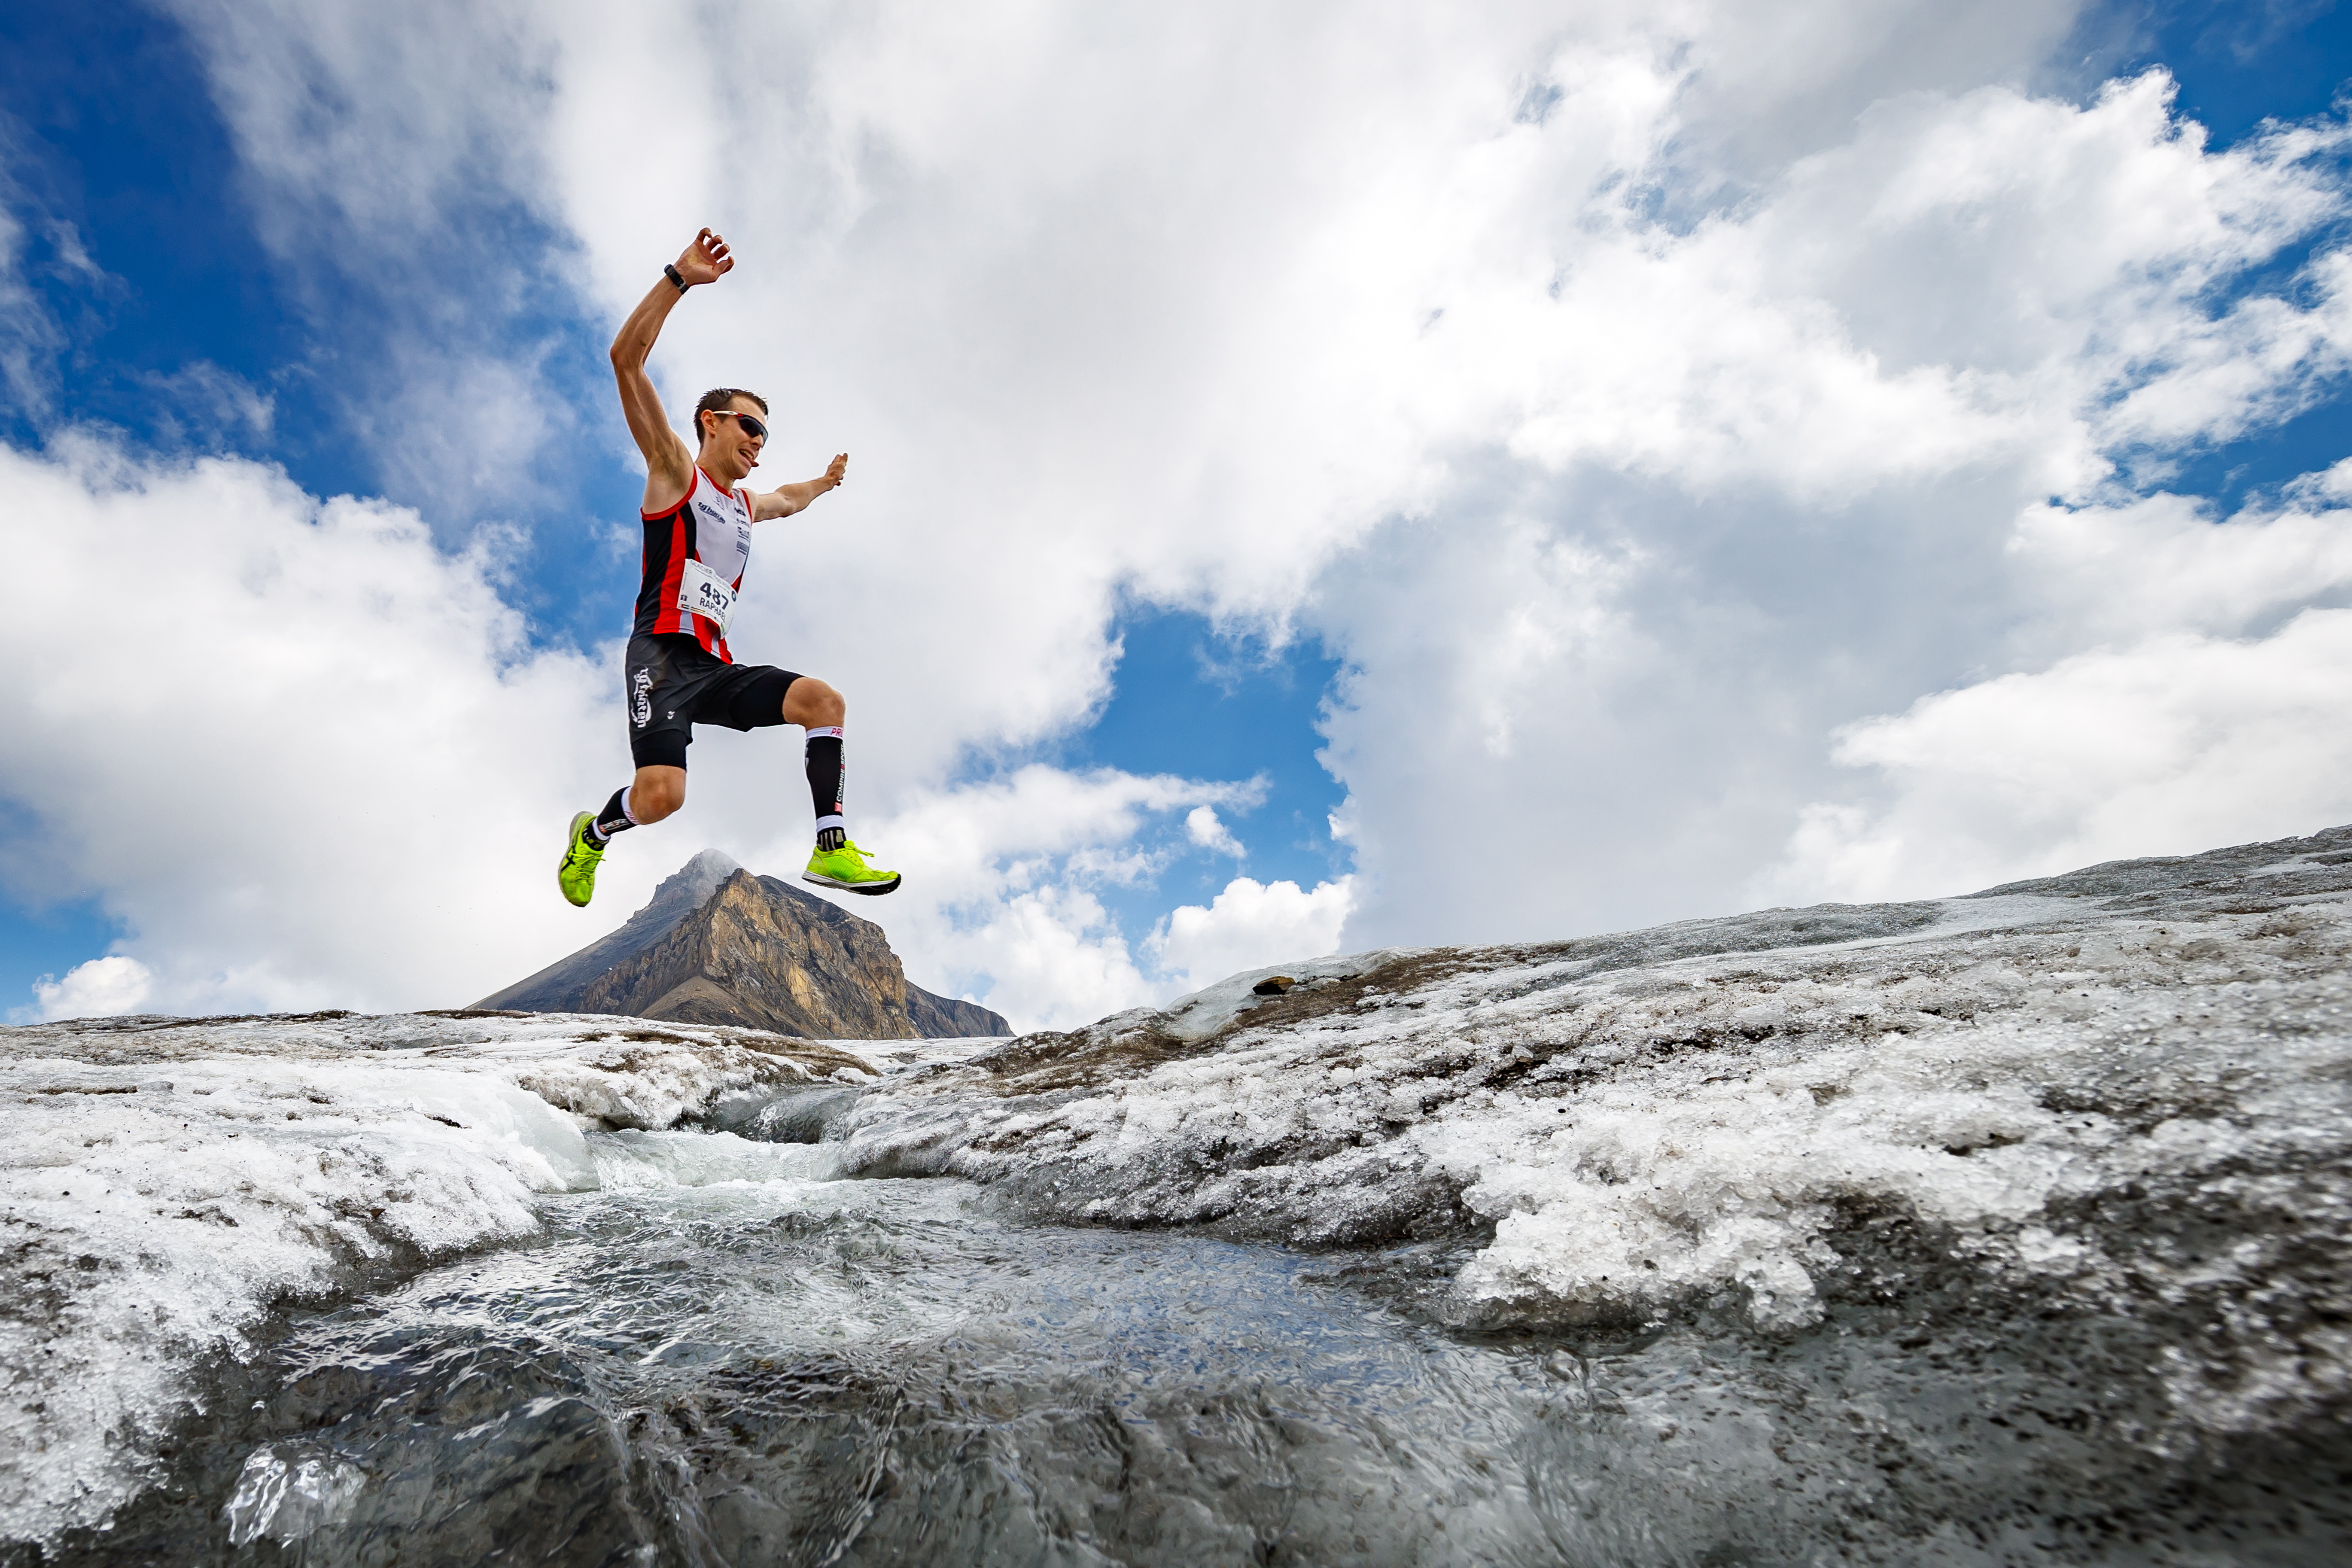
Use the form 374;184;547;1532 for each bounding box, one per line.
474;853;1009;1038
575;869;1007;1038
473;849;743;1014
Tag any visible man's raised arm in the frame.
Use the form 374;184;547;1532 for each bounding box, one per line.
753;453;850;521
611;227;733;508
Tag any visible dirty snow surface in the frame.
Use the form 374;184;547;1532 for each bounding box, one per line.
7;826;2352;1564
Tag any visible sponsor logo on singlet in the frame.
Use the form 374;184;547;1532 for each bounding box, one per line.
693;476;752;582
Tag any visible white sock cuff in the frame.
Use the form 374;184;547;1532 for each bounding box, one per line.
804;725;845;744
814;814;846;834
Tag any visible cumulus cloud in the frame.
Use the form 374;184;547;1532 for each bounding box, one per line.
24;956;154;1022
1147;876;1358;997
1184;806;1245;858
749;765;1271;1030
14;0;2352;1023
1314;64;2352;944
1761;440;2352;906
0;436;624;1013
1764;609;2352;901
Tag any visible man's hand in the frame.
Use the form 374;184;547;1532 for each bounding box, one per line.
755;454;851;520
675;227;733;287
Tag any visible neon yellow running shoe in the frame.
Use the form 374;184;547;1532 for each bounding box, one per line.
557;811;605;907
803;838;901;897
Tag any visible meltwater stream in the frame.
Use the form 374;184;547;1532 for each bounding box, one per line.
50;1114;2345;1568
79;1129;1558;1566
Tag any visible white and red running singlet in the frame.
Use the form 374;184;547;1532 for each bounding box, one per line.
635;465;755;661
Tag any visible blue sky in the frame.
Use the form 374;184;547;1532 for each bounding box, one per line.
2099;5;2352;509
7;1;2352;1024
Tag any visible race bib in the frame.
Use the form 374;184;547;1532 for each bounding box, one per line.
677;557;738;635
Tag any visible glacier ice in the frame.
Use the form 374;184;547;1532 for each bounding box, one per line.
6;827;2351;1557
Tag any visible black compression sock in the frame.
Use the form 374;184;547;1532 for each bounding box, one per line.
590;787;638;843
806;728;845;846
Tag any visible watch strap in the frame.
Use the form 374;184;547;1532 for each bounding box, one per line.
663;263;688;293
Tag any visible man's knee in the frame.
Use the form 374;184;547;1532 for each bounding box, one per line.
784;676;846;728
630;767;687;822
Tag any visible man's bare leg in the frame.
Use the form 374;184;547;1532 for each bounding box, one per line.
561;673;897;905
624;766;687;825
596;680;839;831
598;678;838;836
781;677;844;730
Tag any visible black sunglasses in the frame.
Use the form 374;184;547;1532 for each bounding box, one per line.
706;409;767;441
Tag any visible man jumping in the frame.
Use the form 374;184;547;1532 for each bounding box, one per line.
557;226;900;907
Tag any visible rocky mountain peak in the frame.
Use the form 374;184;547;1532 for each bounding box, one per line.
674;846;742;887
470;854;1007;1038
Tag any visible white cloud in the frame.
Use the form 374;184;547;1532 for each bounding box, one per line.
26;956;154;1022
1762;609;2352;902
133;361;275;451
1184;806;1245;858
15;0;2352;1025
0;146;71;419
1757;456;2352;906
0;436;633;1014
1147;876;1359;996
2006;491;2352;644
755;764;1269;1031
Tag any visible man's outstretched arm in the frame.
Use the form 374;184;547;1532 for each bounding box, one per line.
611;227;733;510
753;453;849;521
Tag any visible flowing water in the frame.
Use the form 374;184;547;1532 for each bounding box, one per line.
32;1116;2346;1568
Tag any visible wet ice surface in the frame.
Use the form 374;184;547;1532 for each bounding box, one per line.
103;1161;1565;1566
8;827;2352;1564
37;1132;2349;1567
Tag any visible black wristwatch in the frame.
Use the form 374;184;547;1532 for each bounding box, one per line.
663;263;688;293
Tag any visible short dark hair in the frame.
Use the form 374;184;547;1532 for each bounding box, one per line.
693;387;770;448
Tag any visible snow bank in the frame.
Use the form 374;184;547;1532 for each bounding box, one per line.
838;828;2352;1426
0;1011;873;1547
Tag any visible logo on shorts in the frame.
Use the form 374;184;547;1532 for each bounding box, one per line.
632;668;653;727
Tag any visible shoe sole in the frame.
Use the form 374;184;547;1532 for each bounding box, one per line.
803;871;902;897
559;812;596;907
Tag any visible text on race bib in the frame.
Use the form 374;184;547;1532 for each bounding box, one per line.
677;557;738;635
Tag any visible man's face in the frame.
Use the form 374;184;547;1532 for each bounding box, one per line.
705;399;767;470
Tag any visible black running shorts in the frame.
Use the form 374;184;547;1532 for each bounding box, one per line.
625;633;803;771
